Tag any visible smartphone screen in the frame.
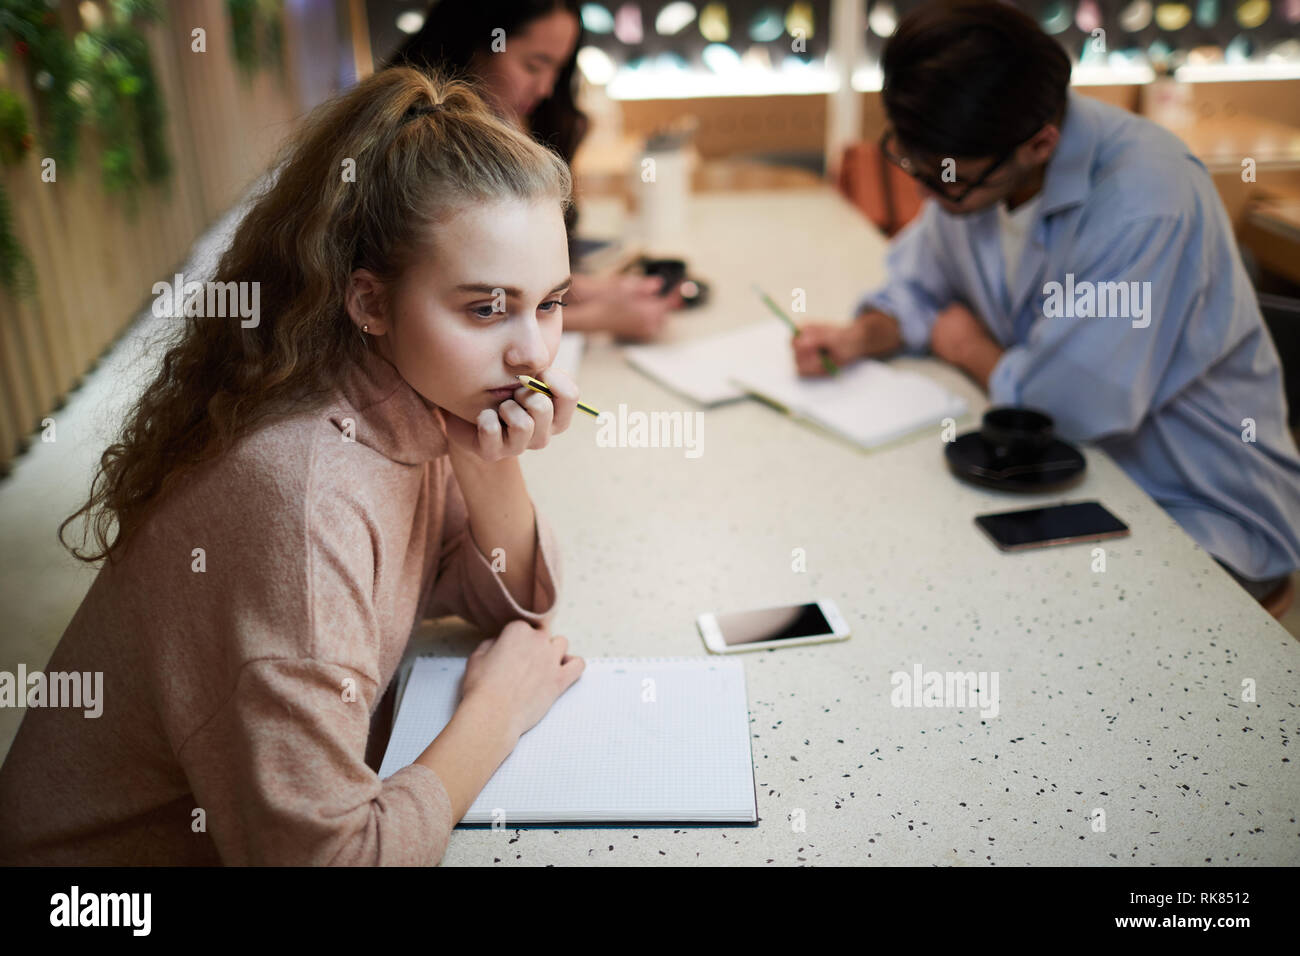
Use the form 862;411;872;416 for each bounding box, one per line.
975;501;1129;551
715;603;833;646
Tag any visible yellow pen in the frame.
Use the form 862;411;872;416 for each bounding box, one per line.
516;374;601;418
752;282;840;376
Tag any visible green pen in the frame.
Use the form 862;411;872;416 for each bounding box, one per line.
751;283;839;376
516;374;601;418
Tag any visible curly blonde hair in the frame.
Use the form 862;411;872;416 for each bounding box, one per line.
60;66;572;564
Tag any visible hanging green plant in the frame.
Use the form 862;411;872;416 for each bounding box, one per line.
1;0;170;209
74;0;170;207
227;0;283;77
0;0;85;170
0;84;34;162
0;85;35;297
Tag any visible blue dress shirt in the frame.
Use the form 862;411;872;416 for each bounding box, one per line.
857;91;1300;582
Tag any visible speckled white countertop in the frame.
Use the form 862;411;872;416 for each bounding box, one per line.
411;190;1299;866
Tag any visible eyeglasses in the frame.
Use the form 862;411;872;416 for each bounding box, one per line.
879;129;1018;203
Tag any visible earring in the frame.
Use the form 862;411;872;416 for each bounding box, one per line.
362;324;369;332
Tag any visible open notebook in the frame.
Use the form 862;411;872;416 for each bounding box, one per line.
625;321;965;447
380;656;759;826
729;329;967;449
622;323;777;405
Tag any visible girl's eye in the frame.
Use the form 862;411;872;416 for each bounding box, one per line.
470;305;499;320
539;298;567;313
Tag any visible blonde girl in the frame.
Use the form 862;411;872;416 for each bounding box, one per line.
0;67;584;865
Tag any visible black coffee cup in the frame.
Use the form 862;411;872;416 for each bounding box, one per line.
980;406;1055;461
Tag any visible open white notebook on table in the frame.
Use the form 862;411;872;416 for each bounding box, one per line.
625;321;965;447
728;323;967;449
380;656;758;825
622;323;776;405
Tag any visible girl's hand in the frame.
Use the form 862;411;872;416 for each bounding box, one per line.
439;368;580;462
461;620;585;742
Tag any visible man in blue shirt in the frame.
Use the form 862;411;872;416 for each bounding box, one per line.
794;0;1300;603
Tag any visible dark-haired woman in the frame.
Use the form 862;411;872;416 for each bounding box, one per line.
390;0;684;342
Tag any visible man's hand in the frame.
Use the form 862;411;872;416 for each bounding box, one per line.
929;302;1004;390
791;309;902;377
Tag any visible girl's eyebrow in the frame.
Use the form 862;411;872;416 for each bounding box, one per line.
455;277;572;297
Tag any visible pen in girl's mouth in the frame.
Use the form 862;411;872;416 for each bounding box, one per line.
516;374;601;418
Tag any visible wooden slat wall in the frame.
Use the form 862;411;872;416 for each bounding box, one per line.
620;93;828;160
0;0;340;475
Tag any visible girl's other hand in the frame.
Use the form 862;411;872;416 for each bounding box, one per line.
462;620;585;742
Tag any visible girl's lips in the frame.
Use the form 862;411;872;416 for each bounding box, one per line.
486;386;518;401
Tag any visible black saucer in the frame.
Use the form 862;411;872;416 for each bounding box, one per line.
945;430;1086;492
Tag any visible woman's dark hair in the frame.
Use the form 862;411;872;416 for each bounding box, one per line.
881;0;1071;160
387;1;588;166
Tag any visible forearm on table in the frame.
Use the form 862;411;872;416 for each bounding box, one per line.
415;693;518;822
447;450;539;609
956;331;1005;391
852;308;904;356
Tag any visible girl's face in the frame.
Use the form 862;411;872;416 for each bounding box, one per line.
469;10;580;123
368;197;570;426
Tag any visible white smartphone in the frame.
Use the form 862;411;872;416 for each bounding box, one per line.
697;599;850;654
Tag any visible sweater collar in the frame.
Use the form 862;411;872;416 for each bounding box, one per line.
330;348;449;464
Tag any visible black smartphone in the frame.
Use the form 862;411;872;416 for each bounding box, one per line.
633;256;687;296
974;500;1129;552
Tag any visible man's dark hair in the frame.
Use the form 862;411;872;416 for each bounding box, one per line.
881;0;1071;160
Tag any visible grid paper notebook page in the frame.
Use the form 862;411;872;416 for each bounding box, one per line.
378;657;759;824
728;327;967;448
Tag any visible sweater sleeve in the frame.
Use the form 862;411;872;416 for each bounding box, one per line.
175;657;454;865
165;450;458;866
422;459;563;633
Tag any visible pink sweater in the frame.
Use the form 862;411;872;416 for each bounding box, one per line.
0;350;561;865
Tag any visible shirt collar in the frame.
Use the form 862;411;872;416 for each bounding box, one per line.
329;348;449;464
1038;90;1099;217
